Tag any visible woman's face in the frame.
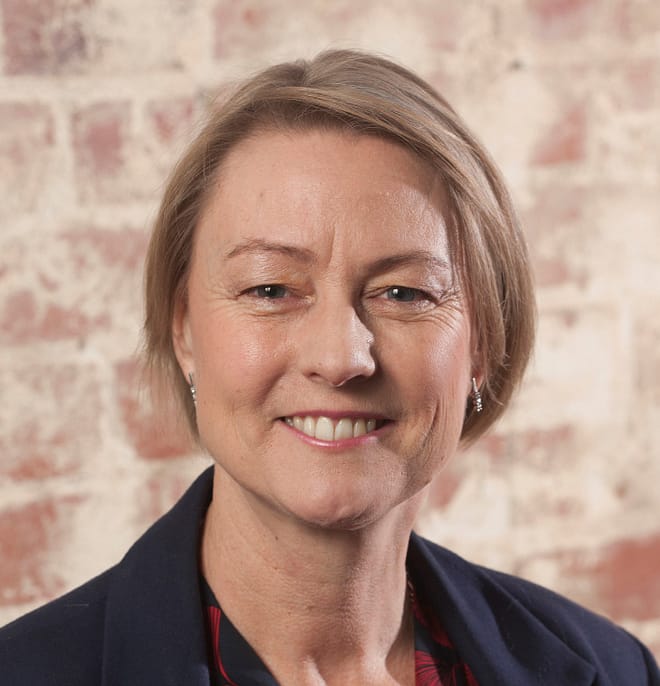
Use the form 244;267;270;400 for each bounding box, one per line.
173;129;475;531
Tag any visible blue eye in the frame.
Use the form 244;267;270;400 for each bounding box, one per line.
254;285;287;298
386;286;420;302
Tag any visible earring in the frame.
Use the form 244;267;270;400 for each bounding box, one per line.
188;372;197;405
471;377;483;413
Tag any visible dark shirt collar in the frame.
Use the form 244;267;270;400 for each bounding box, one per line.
202;575;479;686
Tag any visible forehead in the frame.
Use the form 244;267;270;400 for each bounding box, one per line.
197;128;449;257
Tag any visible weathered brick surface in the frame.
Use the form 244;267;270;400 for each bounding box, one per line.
115;357;192;460
0;225;147;345
515;533;660;621
1;0;95;75
0;362;102;481
0;495;84;606
528;0;598;40
1;0;658;660
0;103;55;218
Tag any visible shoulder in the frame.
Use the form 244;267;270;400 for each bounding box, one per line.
0;469;215;686
0;568;114;685
481;564;660;682
410;533;660;684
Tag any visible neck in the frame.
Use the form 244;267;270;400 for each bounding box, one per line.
201;465;424;685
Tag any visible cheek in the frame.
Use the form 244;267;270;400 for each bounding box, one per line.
400;325;471;399
193;315;288;408
404;327;473;457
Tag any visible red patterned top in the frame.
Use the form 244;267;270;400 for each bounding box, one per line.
203;578;479;685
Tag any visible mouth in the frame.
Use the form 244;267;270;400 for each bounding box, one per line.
280;415;389;441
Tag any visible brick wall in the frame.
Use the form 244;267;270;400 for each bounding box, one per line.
1;0;659;660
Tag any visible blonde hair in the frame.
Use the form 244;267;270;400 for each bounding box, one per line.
144;49;535;444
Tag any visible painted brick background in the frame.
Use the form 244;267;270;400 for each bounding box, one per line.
1;0;659;661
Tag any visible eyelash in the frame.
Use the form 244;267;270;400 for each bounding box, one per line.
246;284;434;305
383;286;429;303
250;284;289;299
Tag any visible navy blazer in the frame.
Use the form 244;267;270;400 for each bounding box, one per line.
1;468;658;685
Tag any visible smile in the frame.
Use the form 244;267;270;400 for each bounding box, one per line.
281;416;386;441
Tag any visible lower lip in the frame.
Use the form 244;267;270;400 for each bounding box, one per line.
279;419;392;449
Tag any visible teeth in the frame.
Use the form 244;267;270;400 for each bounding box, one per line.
334;418;354;440
283;415;383;440
315;417;334;441
303;416;315;437
353;419;366;437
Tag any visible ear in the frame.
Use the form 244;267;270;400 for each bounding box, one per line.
172;293;194;377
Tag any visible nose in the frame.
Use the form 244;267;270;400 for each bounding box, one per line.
299;300;376;387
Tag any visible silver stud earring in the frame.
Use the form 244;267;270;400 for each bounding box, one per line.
188;372;197;406
471;377;483;413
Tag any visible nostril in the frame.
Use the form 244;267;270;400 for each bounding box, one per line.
300;306;377;387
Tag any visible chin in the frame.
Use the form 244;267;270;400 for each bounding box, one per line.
282;482;406;533
297;507;380;532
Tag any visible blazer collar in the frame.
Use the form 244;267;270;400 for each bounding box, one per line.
101;467;215;686
408;532;596;686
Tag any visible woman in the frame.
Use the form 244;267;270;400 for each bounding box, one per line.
1;50;658;685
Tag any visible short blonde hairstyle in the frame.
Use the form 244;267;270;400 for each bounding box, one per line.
144;49;535;444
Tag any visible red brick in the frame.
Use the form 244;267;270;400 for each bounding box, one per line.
213;1;272;59
534;256;574;287
527;182;583;224
72;102;127;174
611;59;660;111
522;534;660;621
115;358;192;460
0;287;110;344
0;103;55;216
428;461;464;509
146;97;196;144
0;495;83;605
61;226;148;272
137;471;196;526
0;364;102;480
528;0;598;39
531;102;587;165
519;424;574;455
422;5;463;51
1;0;94;75
522;186;589;288
0;103;55;157
479;425;576;470
613;0;660;40
0;226;147;345
71;102;130;201
1;290;38;341
479;433;509;462
41;302;110;340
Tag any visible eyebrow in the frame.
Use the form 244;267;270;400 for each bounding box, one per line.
224;239;316;263
367;251;451;275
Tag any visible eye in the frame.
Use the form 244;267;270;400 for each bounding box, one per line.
385;286;425;302
252;284;288;299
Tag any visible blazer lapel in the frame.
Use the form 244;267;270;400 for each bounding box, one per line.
101;468;215;686
408;533;597;686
